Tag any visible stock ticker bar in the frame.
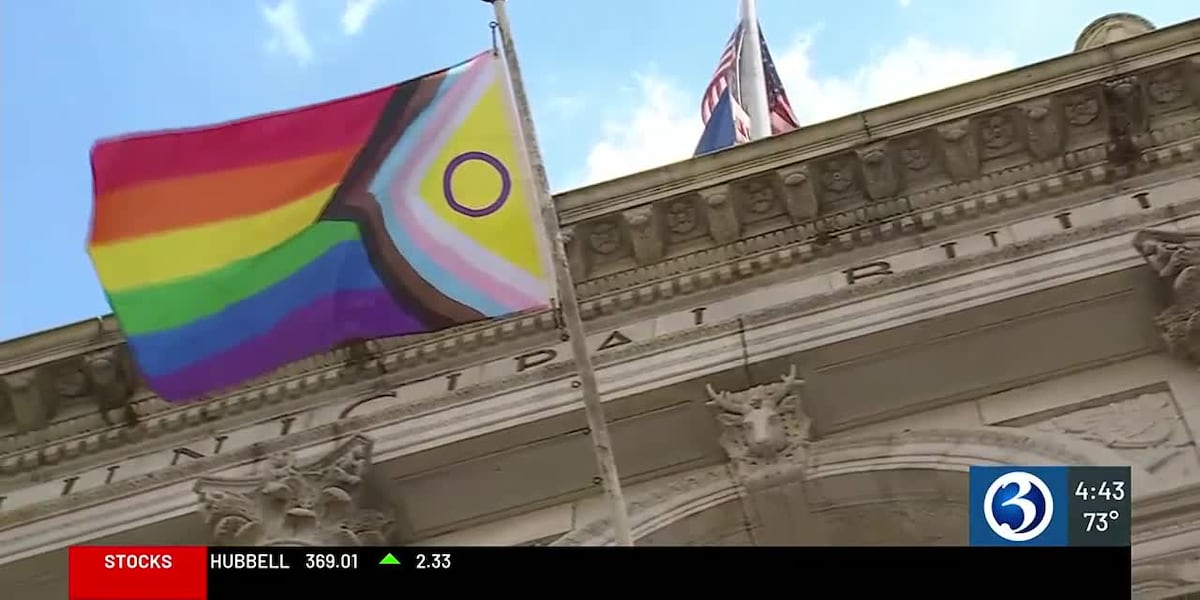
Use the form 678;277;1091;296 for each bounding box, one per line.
68;545;1130;597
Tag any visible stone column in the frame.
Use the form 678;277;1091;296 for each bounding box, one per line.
194;435;394;546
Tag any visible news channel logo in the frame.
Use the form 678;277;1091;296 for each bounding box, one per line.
969;466;1067;546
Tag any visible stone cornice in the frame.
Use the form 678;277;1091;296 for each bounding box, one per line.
4;187;1199;524
2;23;1198;451
553;17;1200;222
3;147;1200;472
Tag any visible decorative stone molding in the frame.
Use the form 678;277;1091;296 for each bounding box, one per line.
3;49;1200;477
776;164;818;222
2;369;53;432
622;206;663;265
1019;98;1066;160
706;365;812;481
584;218;625;261
557;425;1141;546
1104;76;1148;164
662;196;704;241
551;464;736;547
58;349;139;427
7;181;1200;492
855;142;901;200
936;118;981;182
1028;390;1198;484
697;184;740;244
1133;228;1200;363
194;435;393;546
734;174;786;224
9;193;1194;526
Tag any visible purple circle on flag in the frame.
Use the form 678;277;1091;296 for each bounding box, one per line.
443;151;511;217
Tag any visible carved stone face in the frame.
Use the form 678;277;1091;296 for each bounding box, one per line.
980;115;1015;149
587;221;621;254
1148;71;1184;104
1064;94;1100;126
665;200;696;234
745;183;775;214
901;139;930;171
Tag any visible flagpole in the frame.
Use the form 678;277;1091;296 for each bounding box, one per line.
483;0;636;547
738;0;771;140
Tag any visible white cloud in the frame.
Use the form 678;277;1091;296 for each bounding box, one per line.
341;0;382;36
899;0;912;8
577;74;703;187
575;34;1017;187
261;0;314;65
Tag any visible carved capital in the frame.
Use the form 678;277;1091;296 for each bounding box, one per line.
2;368;51;432
194;435;394;546
776;164;818;221
1133;229;1200;363
622;206;664;264
705;365;813;482
854;142;901;200
697;184;740;244
935;119;980;181
1019;98;1065;160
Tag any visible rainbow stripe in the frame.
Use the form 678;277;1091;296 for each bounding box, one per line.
88;52;553;401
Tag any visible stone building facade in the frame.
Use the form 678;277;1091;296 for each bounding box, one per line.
2;12;1200;599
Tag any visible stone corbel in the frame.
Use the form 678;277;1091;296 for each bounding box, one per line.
776;165;818;222
622;206;664;264
854;142;901;200
1018;98;1065;160
194;435;394;547
1132;229;1200;364
697;184;740;244
82;348;138;426
935;119;980;182
2;368;52;432
1186;57;1200;107
775;165;818;222
1103;76;1147;164
559;225;587;280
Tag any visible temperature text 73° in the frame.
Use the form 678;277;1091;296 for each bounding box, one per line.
1083;511;1120;532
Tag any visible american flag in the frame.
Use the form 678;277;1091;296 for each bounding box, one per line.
699;21;798;139
759;30;800;133
700;24;745;125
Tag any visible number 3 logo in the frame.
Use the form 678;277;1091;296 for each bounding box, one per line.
983;471;1055;543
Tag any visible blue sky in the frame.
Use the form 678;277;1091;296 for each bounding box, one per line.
1;0;1194;342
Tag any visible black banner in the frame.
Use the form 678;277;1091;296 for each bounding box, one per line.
206;546;1130;594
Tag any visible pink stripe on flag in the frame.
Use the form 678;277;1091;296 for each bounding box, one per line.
389;184;542;313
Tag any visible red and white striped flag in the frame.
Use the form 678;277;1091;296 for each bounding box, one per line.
698;21;799;143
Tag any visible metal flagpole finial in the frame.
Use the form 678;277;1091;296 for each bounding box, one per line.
489;21;499;55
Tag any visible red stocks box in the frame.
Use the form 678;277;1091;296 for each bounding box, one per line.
69;546;207;600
